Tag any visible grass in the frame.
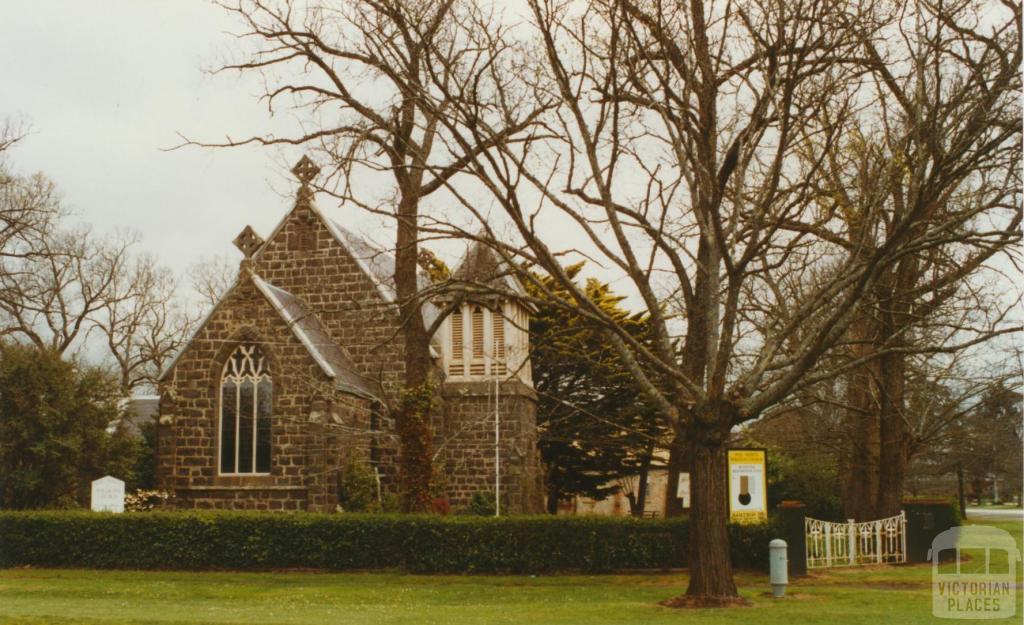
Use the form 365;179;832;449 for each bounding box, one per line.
970;502;1023;510
0;520;1019;625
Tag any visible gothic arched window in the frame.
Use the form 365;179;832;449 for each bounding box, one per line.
220;344;272;474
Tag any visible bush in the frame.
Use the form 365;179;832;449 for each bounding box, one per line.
336;460;379;512
460;492;497;516
124;490;171;512
0;343;135;509
0;511;779;573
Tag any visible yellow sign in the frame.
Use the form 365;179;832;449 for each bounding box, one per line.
727;449;768;524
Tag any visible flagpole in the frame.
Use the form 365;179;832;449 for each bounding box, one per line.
494;339;500;517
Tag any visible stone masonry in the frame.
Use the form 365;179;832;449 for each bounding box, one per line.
156;159;541;513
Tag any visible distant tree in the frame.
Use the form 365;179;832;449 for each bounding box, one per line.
749;355;1020;517
0;343;136;509
791;0;1021;519
91;252;195;394
0;121;60;276
187;254;236;308
738;422;844;521
529;264;668;515
0;121;65;345
0;136;192;393
944;381;1023;506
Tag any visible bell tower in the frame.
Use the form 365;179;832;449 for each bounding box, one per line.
438;240;541;513
441;240;532;384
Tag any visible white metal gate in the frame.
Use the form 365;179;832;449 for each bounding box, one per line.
806;512;907;569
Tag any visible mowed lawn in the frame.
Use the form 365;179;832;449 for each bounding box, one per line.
1;520;1019;625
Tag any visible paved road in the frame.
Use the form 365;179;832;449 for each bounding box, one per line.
965;507;1024;521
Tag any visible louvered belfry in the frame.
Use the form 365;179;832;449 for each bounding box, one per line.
442;240;533;384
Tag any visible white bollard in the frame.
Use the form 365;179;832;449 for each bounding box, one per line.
769;538;788;598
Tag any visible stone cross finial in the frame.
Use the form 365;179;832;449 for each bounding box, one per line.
291;155;321;185
233;225;264;259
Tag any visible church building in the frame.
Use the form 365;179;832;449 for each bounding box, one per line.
155;157;542;513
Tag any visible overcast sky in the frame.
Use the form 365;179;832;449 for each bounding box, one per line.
2;1;1020;375
1;1;387;281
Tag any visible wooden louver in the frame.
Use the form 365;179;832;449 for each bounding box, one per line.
449;308;464;376
470;306;485;375
493;307;506;375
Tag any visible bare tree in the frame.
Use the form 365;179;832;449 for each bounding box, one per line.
0;119;26;155
92;254;196;394
791;0;1022;519
412;0;1019;603
0;121;62;290
0;132;196;393
419;0;875;602
190;0;547;510
0;226;124;354
187;254;236;308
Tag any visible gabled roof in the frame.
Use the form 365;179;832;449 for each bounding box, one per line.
158;272;379;399
253;196;441;334
252;276;379;399
162;189;448;385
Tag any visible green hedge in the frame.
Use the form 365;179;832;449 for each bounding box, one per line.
0;511;778;573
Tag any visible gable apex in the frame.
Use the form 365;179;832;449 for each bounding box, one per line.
252;187;441;332
158;269;378;400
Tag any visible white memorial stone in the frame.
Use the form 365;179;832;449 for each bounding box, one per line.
676;472;691;508
91;475;125;513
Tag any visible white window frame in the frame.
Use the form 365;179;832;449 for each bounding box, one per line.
218;344;272;476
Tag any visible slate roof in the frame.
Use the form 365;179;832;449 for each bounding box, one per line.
450;239;527;297
159;272;379;399
248;196;441;333
326;217;441;333
159;191;444;382
252;275;379;399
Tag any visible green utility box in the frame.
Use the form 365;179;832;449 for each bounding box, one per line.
903;499;959;564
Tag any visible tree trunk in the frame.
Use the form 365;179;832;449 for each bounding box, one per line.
663;434;687;517
626;491;639;517
661;413;743;606
876;353;909;518
681;429;739;600
956;463;967;519
546;476;560;514
840;315;879;521
970;477;985;506
394;193;433;512
634;452;651;517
